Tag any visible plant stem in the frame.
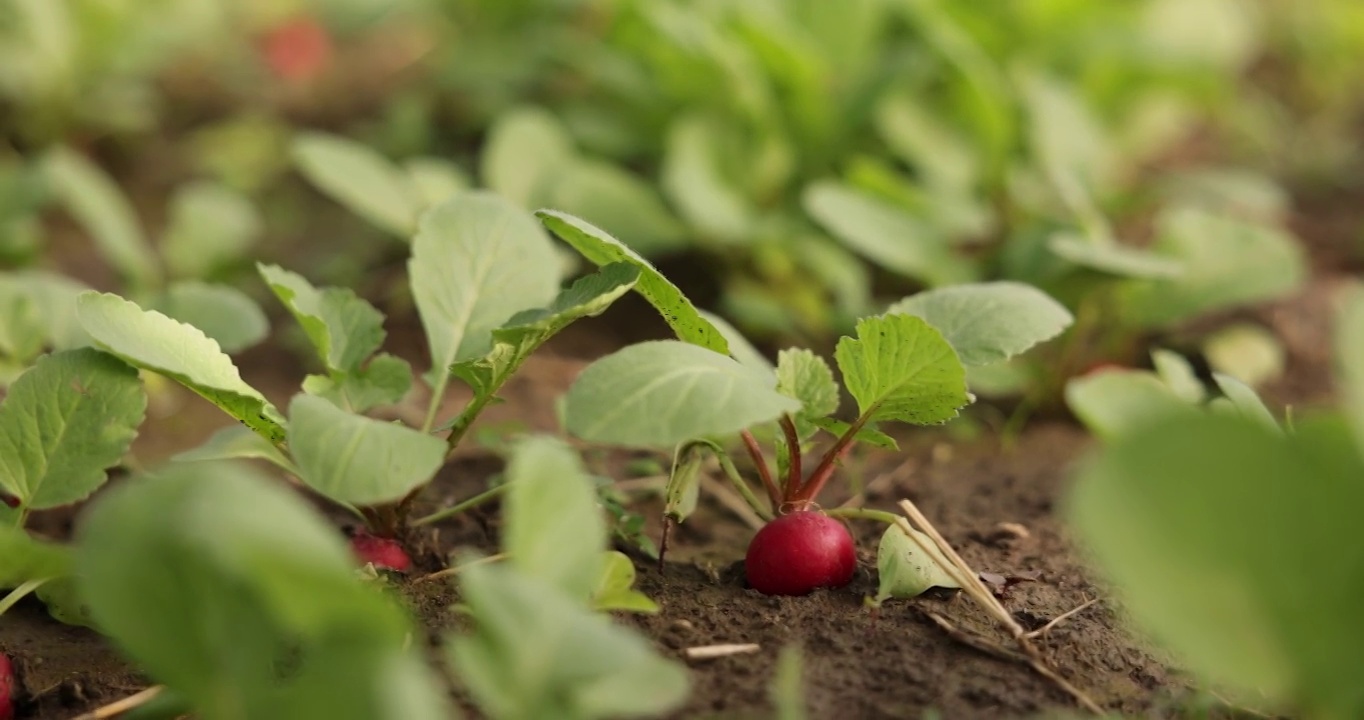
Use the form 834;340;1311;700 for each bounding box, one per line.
824;507;900;525
442;393;495;461
792;412;870;505
739;429;782;510
0;577;49;616
411;484;509;527
715;452;773;522
413;553;508;584
778;414;802;498
421;373;449;434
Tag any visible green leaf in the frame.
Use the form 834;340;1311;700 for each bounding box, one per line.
1047;233;1184;279
0;348;145;510
1020;71;1113;193
481;107;576;207
1202;323;1286;388
259;264;385;374
591;551;658;614
770;644;808;720
1064;370;1196;440
809;417;898;450
292;132;422;238
664;440;714;524
161;181;261;279
0;271;91;353
700;309;773;375
661;115;755;243
1211;373;1279;433
0;526;71;589
537;210;730;355
875;93;977;191
545;159;687;255
75;462;452;720
803;181;973;286
886;281;1073;366
502;436;607;602
776;348;839;420
0;278;42;362
287;394;445;506
1151;349;1206;404
76;292;286;445
834;314;969;426
403;157;469;208
1336;283;1364;455
450;562;689;720
451;264;639;402
43;147;159;290
1119;208;1307;328
1068;414;1364;716
172;425;298;475
412;193;559;391
302;354;412;414
157;281;269;354
563;340;802;449
875;523;959;603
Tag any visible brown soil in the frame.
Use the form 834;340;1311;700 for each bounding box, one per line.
3;186;1355;720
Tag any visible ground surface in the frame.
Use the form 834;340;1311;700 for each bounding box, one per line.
1;177;1357;719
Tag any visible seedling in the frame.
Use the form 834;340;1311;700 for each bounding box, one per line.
551;213;1074;595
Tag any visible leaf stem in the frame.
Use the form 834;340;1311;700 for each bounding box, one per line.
0;577;49;616
824;507;899;525
778;415;802;499
715;452;774;523
412;483;509;527
792;411;870;504
421;372;449;434
739;429;781;510
442;393;495;461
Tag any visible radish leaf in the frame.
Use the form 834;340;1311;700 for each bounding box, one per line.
42;147;159;291
1065;370;1195;440
161;181;261;279
886;281;1073;366
76;292;286;445
173;425;298;475
563;341;800;448
292;132;422;239
287;394;445;506
481;107;576;207
0;348;145;511
302;353;412;414
259;263;386;374
834;314;968;425
157;281;269;354
503;436;606;602
591;551;658;614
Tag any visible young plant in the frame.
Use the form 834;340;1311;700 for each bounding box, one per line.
551;215;1074;595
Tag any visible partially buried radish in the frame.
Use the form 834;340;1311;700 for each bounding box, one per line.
745;511;856;596
1;652;15;720
349;530;412;572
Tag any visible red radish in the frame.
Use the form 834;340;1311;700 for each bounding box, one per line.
0;652;15;720
349;531;411;572
0;493;17;509
260;15;333;82
745;511;856;596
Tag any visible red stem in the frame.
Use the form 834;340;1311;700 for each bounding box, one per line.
778;414;803;500
791;412;870;505
740;429;782;511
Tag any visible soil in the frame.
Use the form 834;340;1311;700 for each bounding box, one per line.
3;178;1357;720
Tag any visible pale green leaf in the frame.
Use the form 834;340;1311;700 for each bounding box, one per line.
75;462;453;720
0;348;145;510
481;107;576;207
1212;373;1280;433
503;436;607;602
161;181;261;279
403;157;469;208
1151;349;1206;404
259;264;385;374
564;341;801;449
412;193;559;386
76;292;286;445
1065;370;1196;440
808;417;898;450
43;147;159;289
661;115;754;243
803;181;973;286
0;279;42;361
1119;208;1307;328
875;523;959;602
288;394;445;506
0;526;71;589
775;348;838;419
834;314;969;425
1161;168;1289;223
302;354;412;414
172;425;297;475
699;309;773;375
770;644;808;720
1020;72;1113;193
450;562;689;720
1068;414;1364;715
0;271;90;352
592;551;658;614
1047;233;1183;279
875;93;977;191
545;159;687;255
537;210;730;354
293;132;422;238
1202;324;1286;388
886;281;1073;366
157;281;269;354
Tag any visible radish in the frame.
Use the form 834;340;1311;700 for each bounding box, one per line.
745;511;855;596
348;530;412;572
0;652;14;720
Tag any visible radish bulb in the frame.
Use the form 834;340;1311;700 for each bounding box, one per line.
744;511;856;596
0;652;15;720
